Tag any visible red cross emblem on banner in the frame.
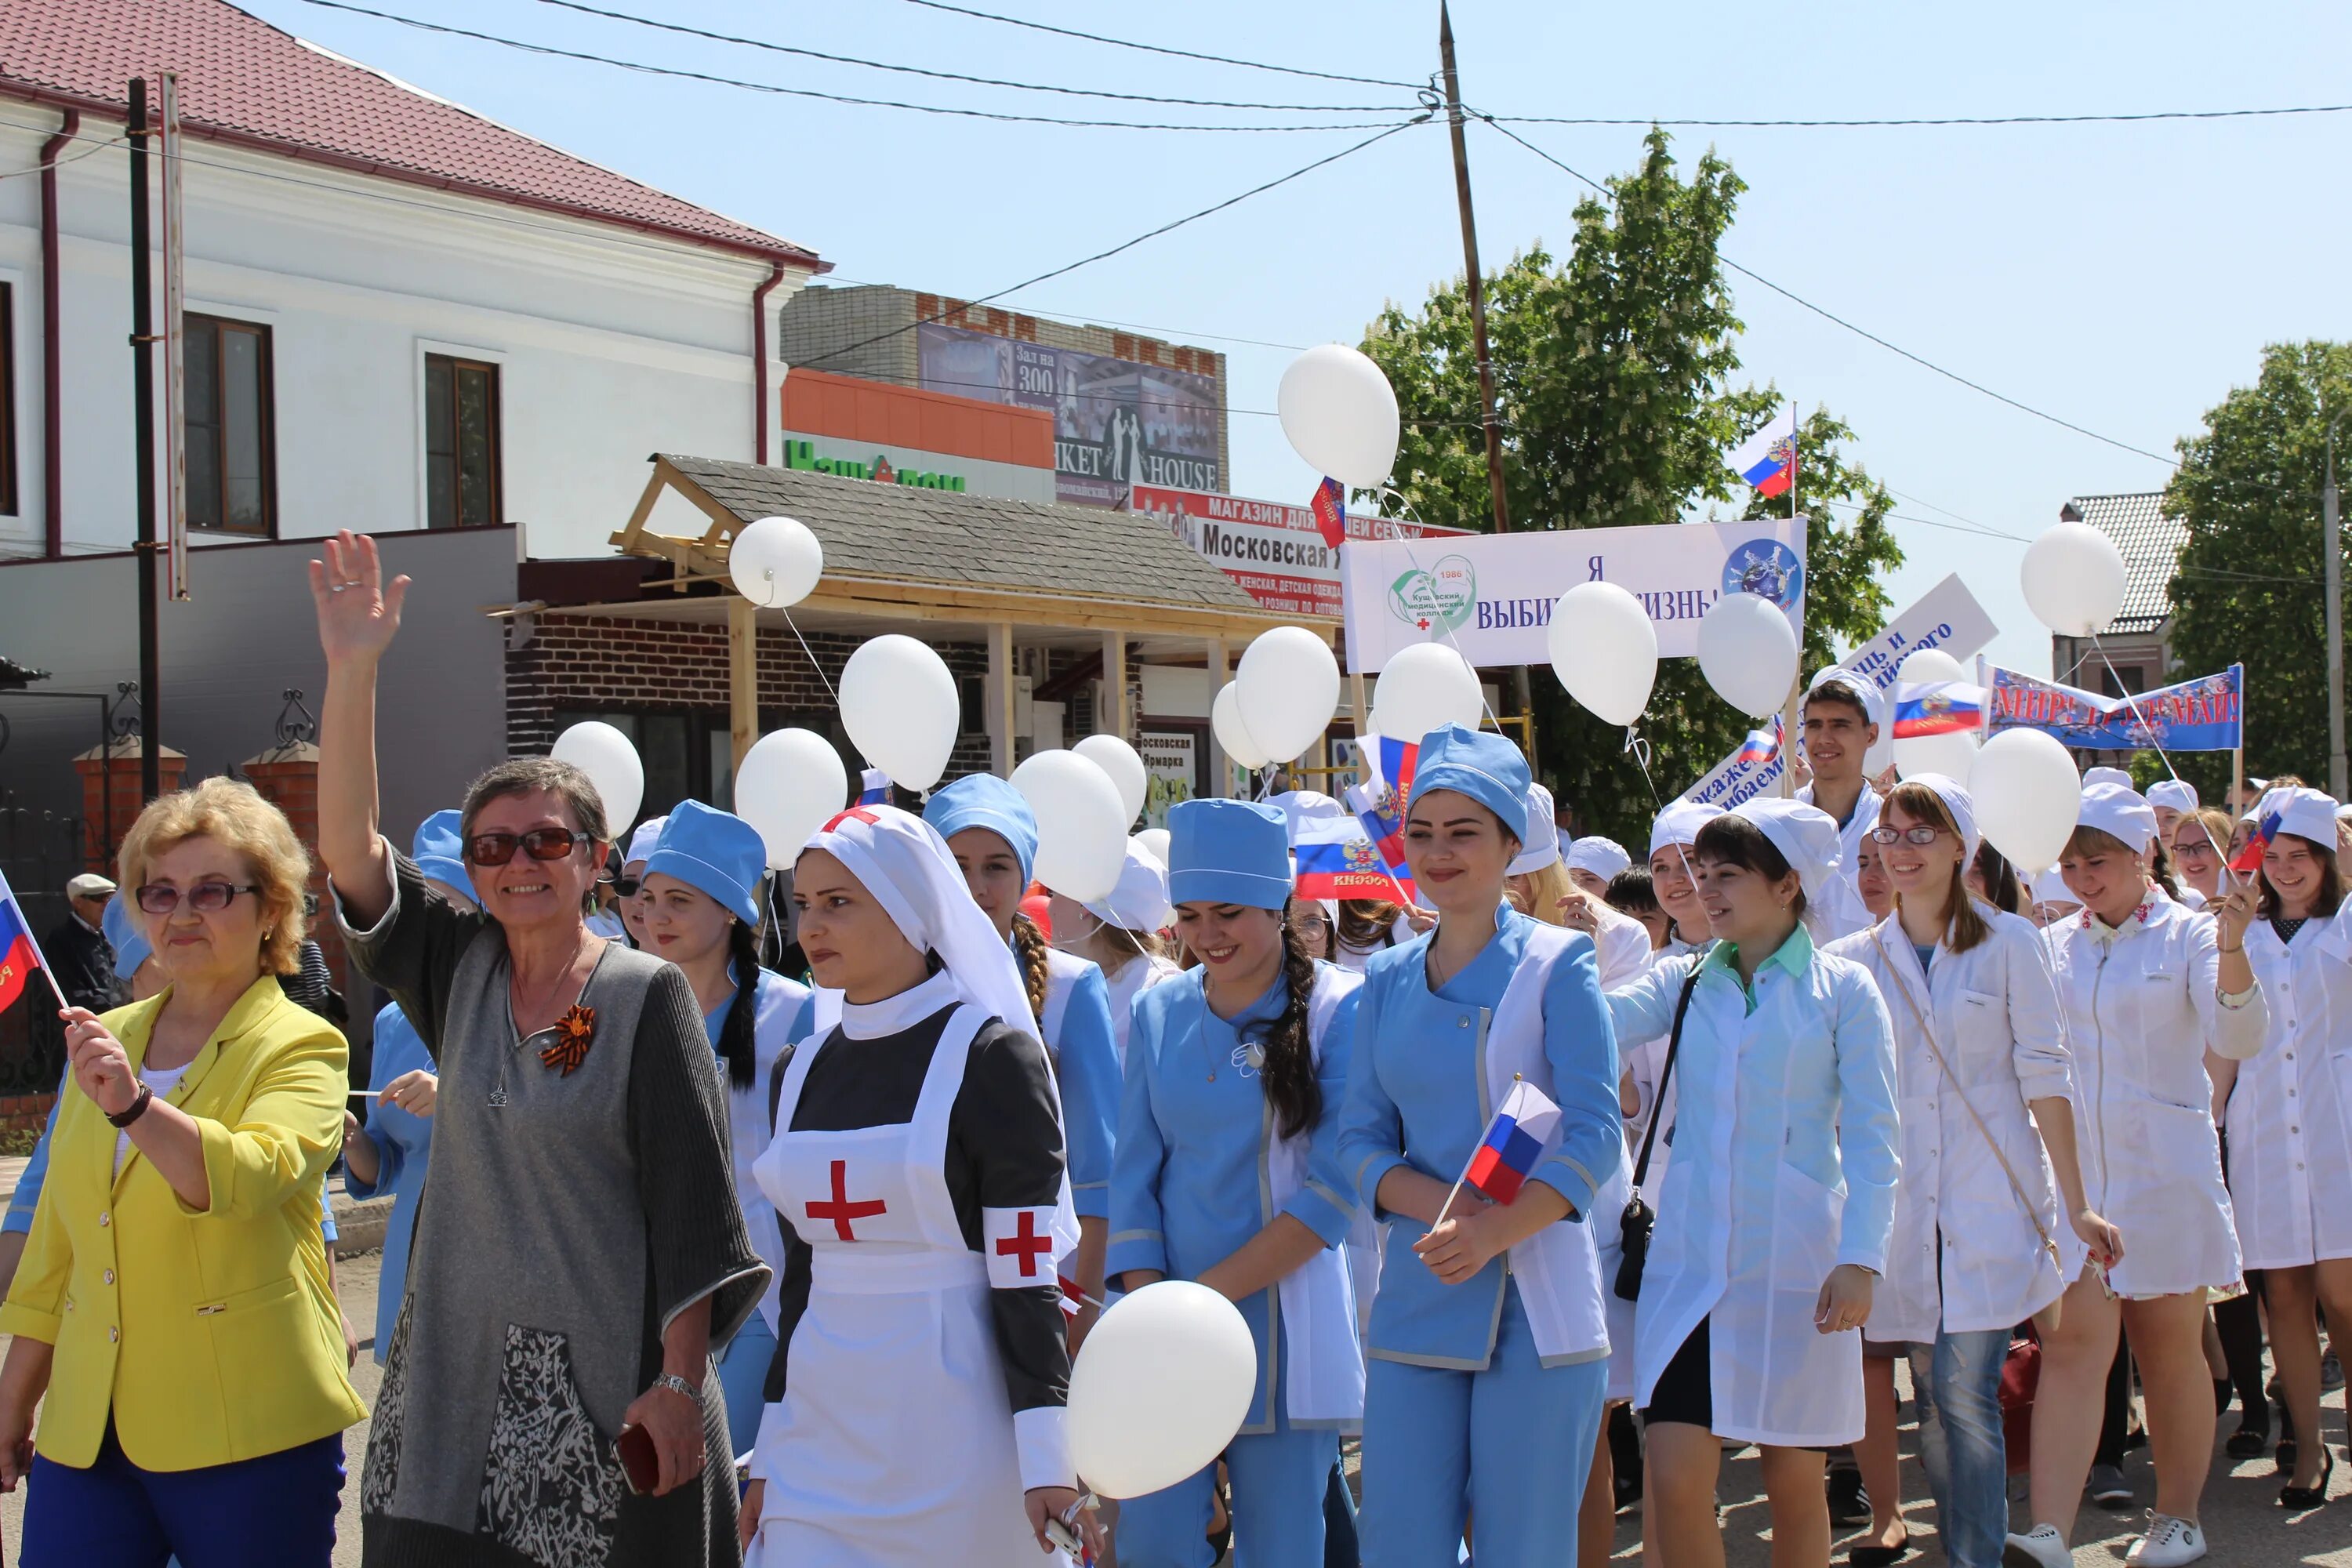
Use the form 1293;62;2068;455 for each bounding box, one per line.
993;1209;1054;1280
804;1159;887;1241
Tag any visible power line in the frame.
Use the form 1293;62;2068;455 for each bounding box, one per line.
514;0;1412;114
1494;103;2352;129
0;132;125;181
799;118;1429;372
299;0;1408;132
1473;114;2185;468
888;0;1423;91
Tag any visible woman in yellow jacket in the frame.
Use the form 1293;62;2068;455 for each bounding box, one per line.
0;778;364;1566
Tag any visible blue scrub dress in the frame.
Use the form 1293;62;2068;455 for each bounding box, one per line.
1109;967;1363;1568
1336;909;1621;1568
343;1003;435;1361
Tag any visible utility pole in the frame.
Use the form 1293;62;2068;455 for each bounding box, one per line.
2327;411;2344;799
1436;3;1537;748
129;78;161;804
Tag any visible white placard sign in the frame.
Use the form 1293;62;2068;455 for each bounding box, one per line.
1680;573;2000;808
1339;517;1808;673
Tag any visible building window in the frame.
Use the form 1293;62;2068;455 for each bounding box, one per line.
0;281;16;516
184;313;274;535
426;354;501;529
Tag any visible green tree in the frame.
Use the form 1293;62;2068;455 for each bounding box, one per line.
2165;340;2352;799
1359;129;1900;840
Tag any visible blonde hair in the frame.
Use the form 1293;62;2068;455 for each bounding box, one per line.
117;776;311;976
1510;859;1577;928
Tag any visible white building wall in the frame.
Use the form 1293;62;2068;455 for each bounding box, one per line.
0;107;812;562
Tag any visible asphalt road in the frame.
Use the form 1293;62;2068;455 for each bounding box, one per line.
3;1247;2350;1566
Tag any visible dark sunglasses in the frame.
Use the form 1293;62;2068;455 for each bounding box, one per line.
466;827;586;867
605;875;643;898
136;880;260;915
1867;825;1944;846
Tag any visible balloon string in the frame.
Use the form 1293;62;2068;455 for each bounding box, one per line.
1620;724;1703;904
782;608;842;705
1369;485;1507;735
2078;633;2242;891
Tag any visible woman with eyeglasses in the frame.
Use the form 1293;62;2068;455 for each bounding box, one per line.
2169;808;2234;908
1826;779;2120;1568
609;815;667;949
310;532;768;1568
0;777;365;1564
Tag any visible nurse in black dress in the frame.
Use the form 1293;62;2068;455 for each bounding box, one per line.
741;804;1103;1566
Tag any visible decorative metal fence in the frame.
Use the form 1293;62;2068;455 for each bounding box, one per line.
0;787;85;1094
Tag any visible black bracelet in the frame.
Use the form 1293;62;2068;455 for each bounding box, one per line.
104;1083;154;1130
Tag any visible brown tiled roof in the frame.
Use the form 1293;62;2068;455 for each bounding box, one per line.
0;0;820;265
2062;492;2184;635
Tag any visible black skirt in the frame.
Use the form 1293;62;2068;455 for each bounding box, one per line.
1639;1316;1713;1430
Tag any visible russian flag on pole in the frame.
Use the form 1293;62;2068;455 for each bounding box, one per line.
1732;716;1783;767
1891;681;1986;739
0;869;49;1017
858;768;892;807
1310;477;1348;550
1463;1080;1563;1206
1727;407;1797;499
1294;816;1413;903
2230;803;2283;874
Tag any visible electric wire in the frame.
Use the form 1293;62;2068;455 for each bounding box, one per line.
887;0;1423;90
1493;103;2352;129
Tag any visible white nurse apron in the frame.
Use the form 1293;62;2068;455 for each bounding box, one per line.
746;1005;1039;1568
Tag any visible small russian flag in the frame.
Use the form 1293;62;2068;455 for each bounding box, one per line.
1462;1080;1563;1206
1374;733;1419;802
1294;817;1413;904
1310;477;1348;550
1733;716;1783;767
1727;408;1797;499
2230;803;2282;874
858;768;891;807
0;869;56;1018
1891;681;1985;739
1342;779;1417;904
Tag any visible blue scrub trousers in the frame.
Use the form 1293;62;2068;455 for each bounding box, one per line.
1357;1283;1608;1568
1117;1404;1338;1566
717;1310;779;1462
22;1422;343;1568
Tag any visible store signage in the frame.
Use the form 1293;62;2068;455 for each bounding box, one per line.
1138;729;1199;827
1339;517;1809;673
782;438;967;492
1131;485;1466;618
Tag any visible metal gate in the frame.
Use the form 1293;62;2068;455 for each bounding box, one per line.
0;787;85;1094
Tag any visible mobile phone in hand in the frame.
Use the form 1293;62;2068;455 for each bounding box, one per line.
616;1423;660;1496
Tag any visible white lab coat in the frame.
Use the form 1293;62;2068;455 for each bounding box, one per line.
2045;898;2267;1297
1826;910;2086;1341
1796;782;1882;941
2224;906;2352;1269
1608;938;1900;1447
1101;950;1181;1071
1588;900;1656;991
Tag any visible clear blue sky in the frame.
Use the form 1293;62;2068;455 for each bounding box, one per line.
252;0;2352;676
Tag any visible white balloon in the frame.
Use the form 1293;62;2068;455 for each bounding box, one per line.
1276;344;1401;489
2020;521;2128;637
1010;750;1129;902
839;635;960;792
1235;626;1340;764
728;515;824;609
1695;593;1799;720
1074;733;1149;829
1545;582;1657;727
1897;648;1968;685
1132;828;1171;869
1371;643;1483;745
550;721;644;834
736;728;848;869
1068;1281;1258;1499
1968;728;2083;873
1212;684;1271;771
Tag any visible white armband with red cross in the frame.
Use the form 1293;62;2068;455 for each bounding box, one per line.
982;1205;1062;1290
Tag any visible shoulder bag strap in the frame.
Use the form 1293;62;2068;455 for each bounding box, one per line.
1629;964;1704;1195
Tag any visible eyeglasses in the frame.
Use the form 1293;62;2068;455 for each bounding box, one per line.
465;827;586;867
136;881;260;915
1867;825;1944;846
605;875;642;898
2172;840;2217;860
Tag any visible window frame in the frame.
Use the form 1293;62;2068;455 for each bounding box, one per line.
182;311;277;538
0;278;16;517
423;350;504;532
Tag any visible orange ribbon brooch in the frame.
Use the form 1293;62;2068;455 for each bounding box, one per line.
539;1004;596;1076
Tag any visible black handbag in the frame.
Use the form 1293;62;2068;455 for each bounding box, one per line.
1613;966;1702;1303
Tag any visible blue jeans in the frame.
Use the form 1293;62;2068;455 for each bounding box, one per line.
1907;1328;2011;1568
22;1421;343;1568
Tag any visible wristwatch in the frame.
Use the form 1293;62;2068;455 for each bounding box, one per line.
104;1083;154;1130
652;1372;698;1403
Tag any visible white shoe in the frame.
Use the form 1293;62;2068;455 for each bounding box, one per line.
2003;1523;2070;1568
2125;1515;2206;1568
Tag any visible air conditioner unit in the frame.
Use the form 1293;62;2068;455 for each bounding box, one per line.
984;672;1034;742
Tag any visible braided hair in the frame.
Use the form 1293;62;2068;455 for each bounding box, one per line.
1011;910;1052;1023
1245;903;1322;1142
715;917;761;1089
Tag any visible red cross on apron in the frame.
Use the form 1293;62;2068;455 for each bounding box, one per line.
804;1158;888;1241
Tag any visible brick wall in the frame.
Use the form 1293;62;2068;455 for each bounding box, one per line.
0;1094;55;1137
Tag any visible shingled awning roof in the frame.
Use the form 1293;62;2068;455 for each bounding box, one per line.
614;454;1298;638
2060;492;2186;637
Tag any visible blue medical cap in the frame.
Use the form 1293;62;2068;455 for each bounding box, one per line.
1167;799;1292;910
102;892;150;982
1406;724;1531;845
924;774;1040;887
411;808;466;891
644;800;768;927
